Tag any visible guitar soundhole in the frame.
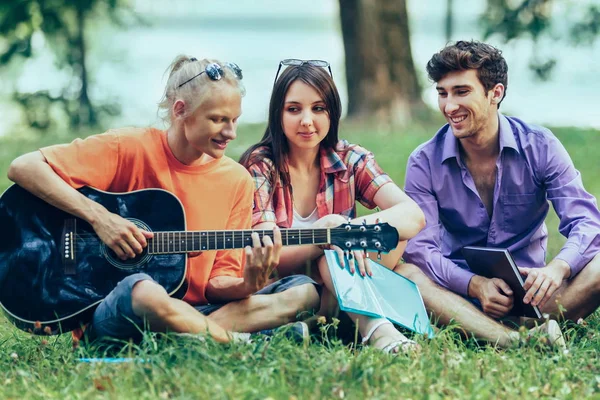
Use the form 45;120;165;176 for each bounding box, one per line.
101;218;153;270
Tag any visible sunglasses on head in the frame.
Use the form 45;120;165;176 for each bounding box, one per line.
178;59;243;88
273;59;332;85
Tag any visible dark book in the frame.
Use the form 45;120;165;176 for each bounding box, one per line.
462;246;542;318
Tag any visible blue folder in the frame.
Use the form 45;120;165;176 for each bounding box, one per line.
325;250;434;338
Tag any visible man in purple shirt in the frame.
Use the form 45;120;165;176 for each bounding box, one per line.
401;40;600;346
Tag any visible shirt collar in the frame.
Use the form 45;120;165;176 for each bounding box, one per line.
440;113;519;165
498;113;520;154
320;144;348;174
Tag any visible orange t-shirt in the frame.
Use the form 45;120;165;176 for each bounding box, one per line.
40;127;253;305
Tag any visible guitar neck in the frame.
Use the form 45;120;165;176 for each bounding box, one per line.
146;228;330;254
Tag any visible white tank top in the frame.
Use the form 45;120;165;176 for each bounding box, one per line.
291;207;319;228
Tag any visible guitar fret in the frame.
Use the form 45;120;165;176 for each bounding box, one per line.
147;225;384;255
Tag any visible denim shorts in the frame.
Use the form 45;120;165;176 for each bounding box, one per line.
85;273;318;341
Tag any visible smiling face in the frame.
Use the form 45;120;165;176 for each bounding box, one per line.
181;83;242;159
436;69;504;140
281;80;331;152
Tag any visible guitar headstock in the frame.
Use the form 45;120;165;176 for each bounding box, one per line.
329;222;399;254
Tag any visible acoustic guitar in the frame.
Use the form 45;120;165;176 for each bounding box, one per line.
0;185;398;335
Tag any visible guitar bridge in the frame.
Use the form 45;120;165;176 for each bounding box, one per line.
61;218;77;275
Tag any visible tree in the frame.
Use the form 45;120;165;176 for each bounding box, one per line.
446;0;454;42
338;0;428;126
0;0;132;130
481;0;600;80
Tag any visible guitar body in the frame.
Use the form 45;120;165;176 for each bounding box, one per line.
0;185;187;334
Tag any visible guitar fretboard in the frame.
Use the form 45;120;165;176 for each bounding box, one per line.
147;228;330;254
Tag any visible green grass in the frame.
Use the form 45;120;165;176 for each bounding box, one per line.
1;123;600;399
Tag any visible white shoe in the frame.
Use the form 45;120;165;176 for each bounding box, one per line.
528;320;566;350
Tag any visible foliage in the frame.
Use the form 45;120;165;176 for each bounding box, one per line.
481;0;600;80
0;0;133;130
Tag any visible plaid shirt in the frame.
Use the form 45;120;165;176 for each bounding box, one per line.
246;140;392;228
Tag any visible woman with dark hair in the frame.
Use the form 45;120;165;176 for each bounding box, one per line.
240;60;426;353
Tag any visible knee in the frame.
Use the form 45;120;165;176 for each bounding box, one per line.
393;263;433;288
279;283;320;317
582;253;600;288
130;277;170;317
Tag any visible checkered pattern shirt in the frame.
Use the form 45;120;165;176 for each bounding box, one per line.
246;140;392;228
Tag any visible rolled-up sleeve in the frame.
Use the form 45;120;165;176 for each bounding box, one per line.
541;134;600;277
403;152;474;295
354;149;393;209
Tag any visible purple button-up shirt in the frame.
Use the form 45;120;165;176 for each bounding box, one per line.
404;114;600;296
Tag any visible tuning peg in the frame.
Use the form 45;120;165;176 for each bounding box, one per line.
363;249;368;258
362;219;367;225
374;241;381;249
347;252;354;260
377;251;382;260
375;218;380;224
360;240;367;248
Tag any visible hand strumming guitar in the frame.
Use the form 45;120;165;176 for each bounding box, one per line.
242;227;282;293
91;208;153;260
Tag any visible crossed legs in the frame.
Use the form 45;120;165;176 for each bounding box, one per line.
91;273;320;343
394;263;518;348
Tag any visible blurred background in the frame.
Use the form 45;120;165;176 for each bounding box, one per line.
1;0;599;137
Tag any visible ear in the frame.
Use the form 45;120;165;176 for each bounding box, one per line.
172;99;186;119
490;83;505;106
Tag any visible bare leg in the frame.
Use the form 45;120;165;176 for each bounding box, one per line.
394;263;518;348
541;253;600;321
208;283;319;332
318;256;415;352
131;280;232;343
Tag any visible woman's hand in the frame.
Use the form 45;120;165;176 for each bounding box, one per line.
312;214;372;277
243;227;283;293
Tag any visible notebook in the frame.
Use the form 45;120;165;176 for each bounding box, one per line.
461;246;542;318
325;250;435;338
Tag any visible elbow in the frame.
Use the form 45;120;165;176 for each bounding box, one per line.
7;155;27;184
406;206;426;239
416;207;426;232
7;151;44;185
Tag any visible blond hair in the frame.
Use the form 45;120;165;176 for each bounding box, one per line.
158;55;245;125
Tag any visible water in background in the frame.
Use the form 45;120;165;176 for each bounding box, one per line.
1;0;599;135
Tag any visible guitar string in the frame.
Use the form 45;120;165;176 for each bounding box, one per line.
72;229;340;239
71;228;376;250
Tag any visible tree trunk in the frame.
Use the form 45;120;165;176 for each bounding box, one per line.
446;0;454;42
74;2;96;127
339;0;427;126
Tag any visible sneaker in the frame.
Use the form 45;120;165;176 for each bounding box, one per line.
527;320;567;350
252;321;309;345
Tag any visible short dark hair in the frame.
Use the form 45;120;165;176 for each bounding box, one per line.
239;64;341;188
426;40;508;106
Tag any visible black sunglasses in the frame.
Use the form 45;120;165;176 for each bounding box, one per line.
178;60;243;88
273;59;332;85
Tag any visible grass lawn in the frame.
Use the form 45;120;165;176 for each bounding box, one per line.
1;121;600;399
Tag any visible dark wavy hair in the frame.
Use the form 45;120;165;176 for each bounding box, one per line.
426;40;508;107
239;64;342;188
